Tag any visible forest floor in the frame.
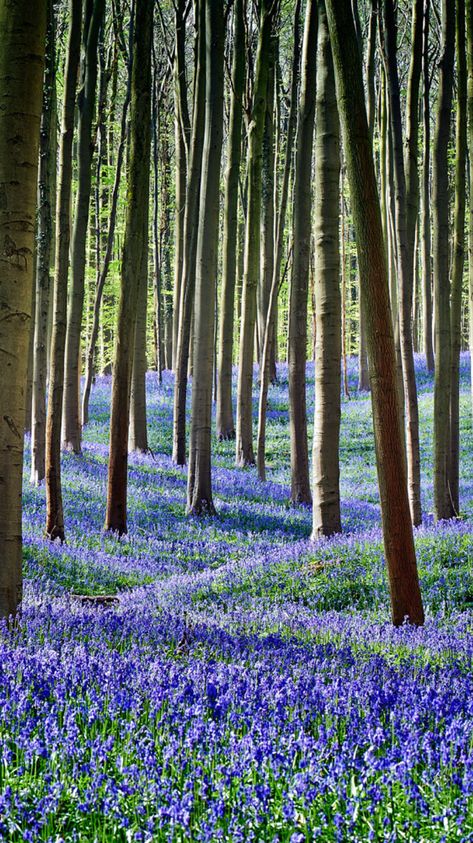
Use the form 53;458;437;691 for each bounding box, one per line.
4;355;473;841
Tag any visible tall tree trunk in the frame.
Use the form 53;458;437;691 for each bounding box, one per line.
235;0;278;467
129;250;149;453
172;0;191;371
81;40;132;428
257;53;275;371
105;0;152;534
172;0;206;465
31;0;56;486
45;0;82;541
432;0;455;521
187;0;224;515
288;0;317;502
381;0;422;526
467;0;473;415
421;0;435;373
449;0;466;515
63;0;105;453
0;0;45;618
256;0;301;482
312;0;341;538
325;0;424;626
216;0;245;440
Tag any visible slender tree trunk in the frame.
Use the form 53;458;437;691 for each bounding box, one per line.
81;45;132;428
152;61;163;382
422;0;434;373
288;0;317;502
381;0;422;526
236;0;279;467
172;0;191;371
257;54;275;369
312;0;341;538
187;0;224;514
256;0;301;481
45;0;82;541
0;0;45;618
432;0;455;521
216;0;245;440
129;245;149;452
173;0;206;465
63;0;105;453
467;0;473;415
325;0;424;626
105;0;152;534
449;0;466;515
31;0;56;486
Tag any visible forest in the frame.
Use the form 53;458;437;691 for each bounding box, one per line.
1;0;473;838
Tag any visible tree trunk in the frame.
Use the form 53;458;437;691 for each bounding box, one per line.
187;0;224;515
325;0;424;626
312;0;341;538
105;0;153;534
172;0;191;371
0;0;45;617
81;40;131;428
432;0;455;521
31;0;56;486
172;0;206;465
216;0;245;440
381;0;422;526
256;0;301;482
421;0;434;373
129;251;149;453
288;0;317;502
63;0;105;453
449;0;466;515
235;0;278;467
257;53;275;371
467;0;473;416
45;0;82;541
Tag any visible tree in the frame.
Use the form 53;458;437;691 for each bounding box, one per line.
312;0;342;538
0;0;46;616
172;0;206;465
381;0;422;526
31;0;56;486
62;0;105;453
421;0;434;373
235;0;279;467
325;0;424;626
45;0;83;541
449;0;467;515
288;0;317;503
216;0;245;441
432;0;455;522
468;0;473;415
105;0;153;534
187;0;224;515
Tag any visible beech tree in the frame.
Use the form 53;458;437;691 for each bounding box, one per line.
325;0;424;625
0;0;46;617
105;0;152;534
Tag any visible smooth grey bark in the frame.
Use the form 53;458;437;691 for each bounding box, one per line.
449;0;466;515
432;0;455;521
421;0;434;373
216;0;245;440
325;0;424;626
187;0;224;515
105;0;153;534
0;0;46;618
312;0;342;538
62;0;105;453
173;0;206;465
288;0;317;503
45;0;82;541
257;0;301;482
381;0;422;526
236;0;279;467
31;0;56;486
